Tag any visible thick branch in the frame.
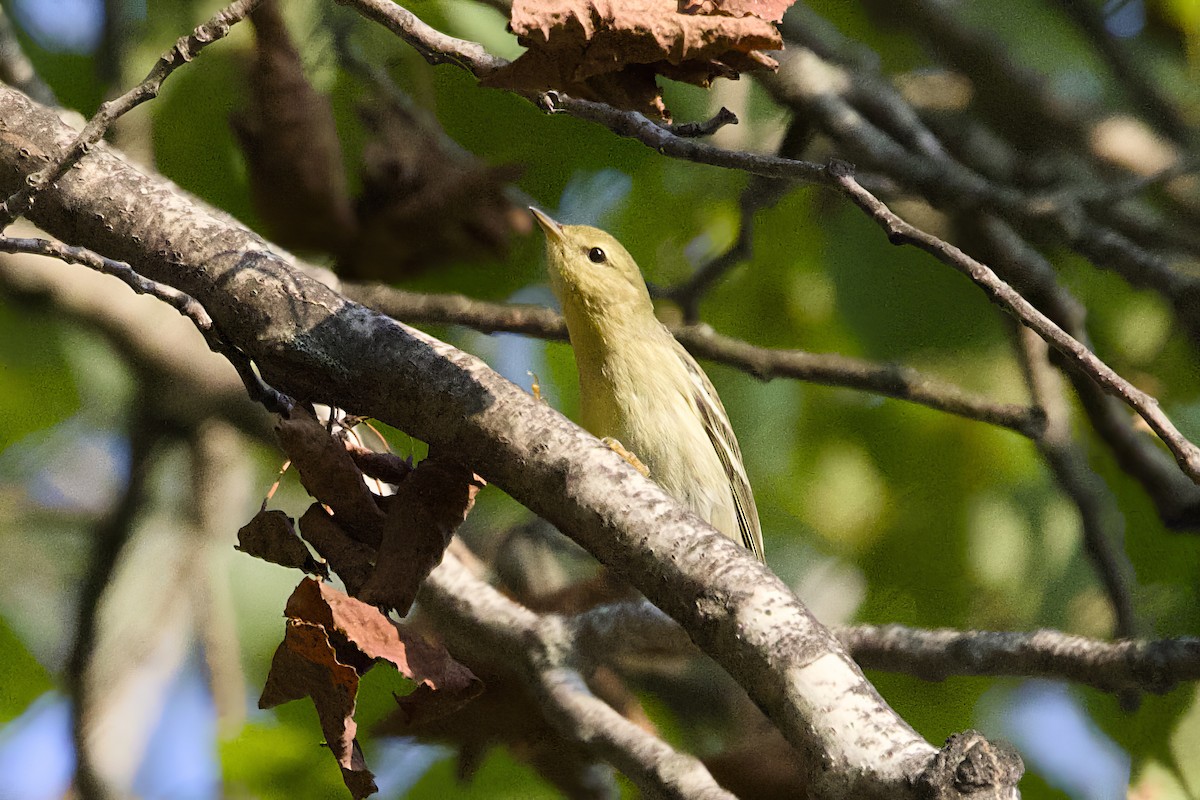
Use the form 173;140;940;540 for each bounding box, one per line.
0;86;980;799
423;553;736;800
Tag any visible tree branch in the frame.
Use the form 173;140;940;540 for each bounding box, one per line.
335;0;505;75
342;282;1044;438
423;553;737;800
554;602;1200;697
1013;325;1138;640
0;0;263;226
839;624;1200;695
0;234;291;413
830;163;1200;484
973;214;1200;529
0;85;998;798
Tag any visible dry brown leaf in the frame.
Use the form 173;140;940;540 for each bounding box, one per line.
275;409;386;547
682;0;796;23
261;579;483;797
357;458;485;616
259;619;377;799
485;0;792;117
345;442;414;486
298;504;375;596
236;507;328;578
272;411;482;609
286;578;482;712
231;0;357;254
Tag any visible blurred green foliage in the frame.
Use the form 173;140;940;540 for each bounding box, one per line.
2;0;1200;797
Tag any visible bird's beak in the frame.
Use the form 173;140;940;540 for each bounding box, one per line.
529;207;565;243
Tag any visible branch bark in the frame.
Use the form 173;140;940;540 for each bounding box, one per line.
343;282;1044;438
0;86;1018;798
423;553;736;800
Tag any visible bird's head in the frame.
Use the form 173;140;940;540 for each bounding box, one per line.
530;207;652;316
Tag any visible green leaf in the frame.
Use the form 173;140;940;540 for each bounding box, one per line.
0;617;52;722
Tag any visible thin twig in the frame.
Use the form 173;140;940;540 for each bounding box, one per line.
657;128;801;321
552;95;832;183
341;281;1044;437
2;235;210;326
830;161;1200;484
664;106;739;138
1014;325;1138;640
334;0;505;76
480;595;1200;697
655;206;755;322
0;0;263;227
837;624;1200;695
974;214;1200;529
0;235;292;413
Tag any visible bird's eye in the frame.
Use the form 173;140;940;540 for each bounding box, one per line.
587;247;607;264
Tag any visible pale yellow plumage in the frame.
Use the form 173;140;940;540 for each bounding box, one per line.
531;208;764;561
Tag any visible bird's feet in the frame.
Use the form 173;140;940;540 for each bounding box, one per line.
602;437;650;478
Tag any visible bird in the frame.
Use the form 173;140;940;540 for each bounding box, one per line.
531;207;764;561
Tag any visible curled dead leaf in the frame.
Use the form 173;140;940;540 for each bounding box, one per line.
344;442;413;486
261;579;483;797
275;408;386;547
298;504;375;596
486;0;794;118
288;578;482;713
236;507;328;578
358;458;485;616
259;619;377;798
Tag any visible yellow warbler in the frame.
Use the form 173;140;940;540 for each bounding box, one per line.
531;208;764;561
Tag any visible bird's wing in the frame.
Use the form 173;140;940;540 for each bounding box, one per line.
670;333;765;561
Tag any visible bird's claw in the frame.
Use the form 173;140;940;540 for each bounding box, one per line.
602;437;650;478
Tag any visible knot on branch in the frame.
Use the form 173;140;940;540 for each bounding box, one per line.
826;157;856;179
916;730;1023;799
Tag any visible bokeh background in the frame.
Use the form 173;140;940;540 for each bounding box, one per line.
2;0;1200;797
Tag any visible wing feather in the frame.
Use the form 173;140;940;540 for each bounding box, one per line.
670;333;765;561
